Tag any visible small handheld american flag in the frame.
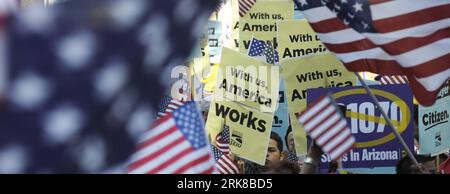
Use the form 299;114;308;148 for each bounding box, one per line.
248;37;279;64
127;102;216;174
298;94;355;160
211;145;239;174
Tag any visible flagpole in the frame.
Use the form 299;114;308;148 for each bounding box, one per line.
354;72;419;167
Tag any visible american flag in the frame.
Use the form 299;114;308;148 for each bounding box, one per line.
298;94;355;160
248;37;279;64
157;95;185;118
263;41;277;65
296;0;450;106
287;151;299;163
239;0;256;17
127;102;216;174
211;145;239;174
0;0;218;173
376;75;408;85
216;125;230;155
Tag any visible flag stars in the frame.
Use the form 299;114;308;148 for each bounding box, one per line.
353;2;363;13
42;104;85;144
9;73;51;110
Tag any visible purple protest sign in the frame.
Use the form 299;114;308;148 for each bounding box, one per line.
307;85;414;171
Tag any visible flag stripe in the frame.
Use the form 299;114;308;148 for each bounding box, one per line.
147;147;196;174
239;0;256;17
321;125;351;151
303;105;336;130
157;147;211;174
329;136;355;159
323;132;353;155
329;134;355;156
129;141;191;174
370;0;449;20
222;156;239;173
136;126;177;151
368;0;391;5
298;0;450;105
323;27;450;55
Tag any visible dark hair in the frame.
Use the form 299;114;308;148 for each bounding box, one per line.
396;154;435;174
261;160;300;174
284;126;292;148
337;104;347;115
270;132;283;152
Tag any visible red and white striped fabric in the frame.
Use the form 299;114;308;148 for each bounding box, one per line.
127;102;216;174
211;145;239;174
298;94;355;160
298;0;450;106
216;154;239;174
215;125;230;154
239;0;256;17
378;75;408;85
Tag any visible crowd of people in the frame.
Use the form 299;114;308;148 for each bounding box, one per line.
202;102;450;174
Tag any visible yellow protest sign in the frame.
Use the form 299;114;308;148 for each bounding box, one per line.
281;53;356;114
203;64;219;92
239;0;294;53
229;0;240;51
277;19;328;60
290;113;307;156
206;99;273;165
216;47;280;112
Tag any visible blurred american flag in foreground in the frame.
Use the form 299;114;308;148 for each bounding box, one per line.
0;0;218;173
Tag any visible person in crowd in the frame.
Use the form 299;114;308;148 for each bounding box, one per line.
261;159;300;174
396;154;437;174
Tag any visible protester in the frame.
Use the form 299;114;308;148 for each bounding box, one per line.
396;154;437;174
